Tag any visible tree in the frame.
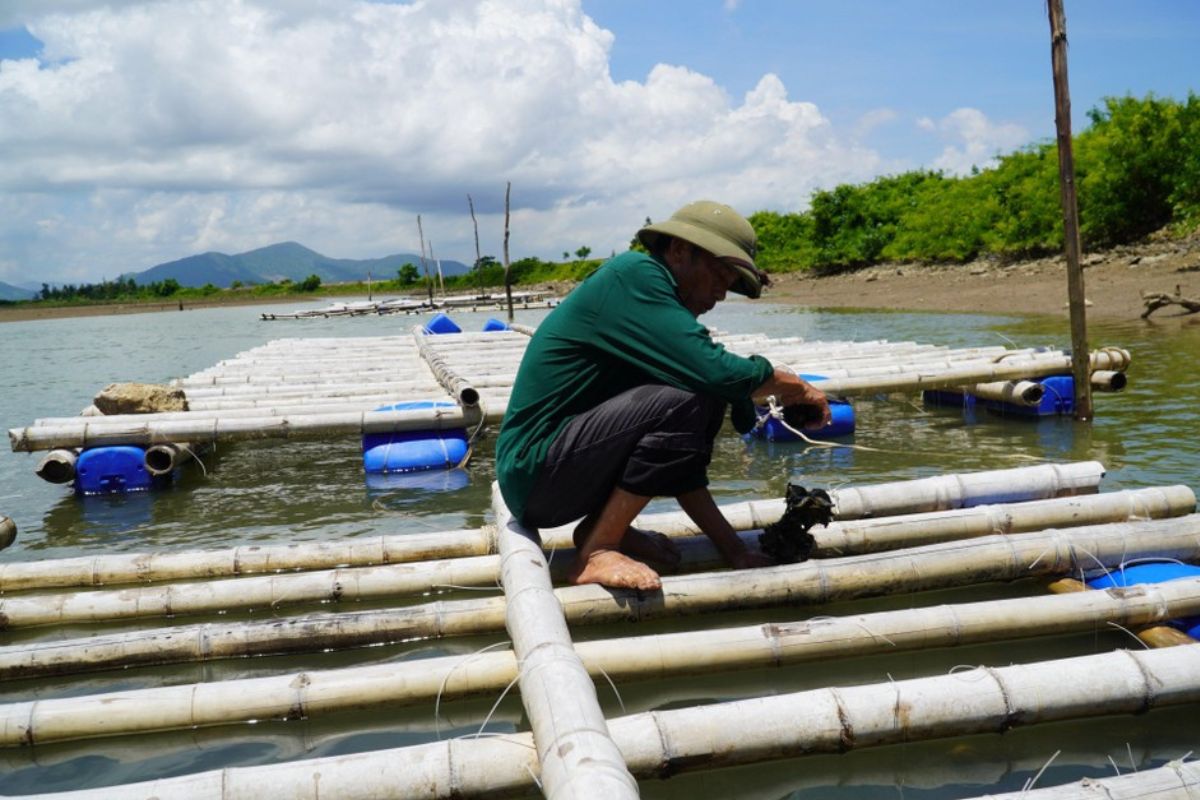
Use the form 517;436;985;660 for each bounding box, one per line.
574;246;592;260
298;274;322;292
398;263;419;285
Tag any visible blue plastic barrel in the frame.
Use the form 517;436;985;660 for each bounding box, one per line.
482;318;509;332
985;374;1074;417
1087;561;1200;639
75;446;153;494
423;313;462;335
362;401;470;474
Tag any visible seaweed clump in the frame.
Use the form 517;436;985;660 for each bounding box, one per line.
758;484;834;564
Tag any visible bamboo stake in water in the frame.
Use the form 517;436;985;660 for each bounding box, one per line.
6;576;1200;748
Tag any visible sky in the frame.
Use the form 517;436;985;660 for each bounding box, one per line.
0;0;1197;287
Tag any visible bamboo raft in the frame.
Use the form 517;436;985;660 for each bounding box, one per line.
8;328;1130;461
2;463;1198;798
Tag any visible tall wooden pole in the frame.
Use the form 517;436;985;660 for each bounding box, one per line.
1047;0;1093;420
416;215;433;306
470;193;484;297
504;181;514;321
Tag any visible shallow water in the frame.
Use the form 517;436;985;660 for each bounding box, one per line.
0;297;1197;797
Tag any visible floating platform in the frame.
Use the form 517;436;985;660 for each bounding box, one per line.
7;325;1131;468
0;463;1197;798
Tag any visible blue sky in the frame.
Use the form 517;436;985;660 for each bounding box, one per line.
0;0;1196;286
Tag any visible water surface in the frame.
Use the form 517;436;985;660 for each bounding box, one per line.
0;298;1197;797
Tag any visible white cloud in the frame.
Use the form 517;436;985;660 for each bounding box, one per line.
0;0;885;283
919;107;1028;176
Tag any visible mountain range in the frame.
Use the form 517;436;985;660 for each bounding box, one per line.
0;281;36;301
128;241;472;288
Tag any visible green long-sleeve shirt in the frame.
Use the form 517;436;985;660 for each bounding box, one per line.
495;251;774;523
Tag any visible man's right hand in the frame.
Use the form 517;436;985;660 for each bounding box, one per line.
754;367;831;429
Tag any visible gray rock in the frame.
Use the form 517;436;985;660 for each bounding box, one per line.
94;383;189;415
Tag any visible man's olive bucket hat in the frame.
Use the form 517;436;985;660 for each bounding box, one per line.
637;200;769;299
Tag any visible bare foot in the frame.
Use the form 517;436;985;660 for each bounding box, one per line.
568;548;662;591
620;528;681;573
572;524;681;572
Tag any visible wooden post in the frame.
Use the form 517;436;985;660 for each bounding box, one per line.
416;215;434;306
468;194;483;298
504;181;514;321
1047;0;1093;420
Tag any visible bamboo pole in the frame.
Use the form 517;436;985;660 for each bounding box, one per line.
1047;577;1199;648
494;485;639;799
815;349;1129;398
0;527;493;592
962;759;1200;799
8;403;494;453
7;646;1199;800
411;325;480;407
0;464;1126;593
5;576;1200;747
504;180;514;321
0;516;14;550
0;489;1180;623
4;514;1198;677
417;214;434;307
1091;369;1127;392
1048;0;1093;420
968;380;1044;406
142;442;196;477
34;448;78;483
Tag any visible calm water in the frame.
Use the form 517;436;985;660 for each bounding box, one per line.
0;297;1198;797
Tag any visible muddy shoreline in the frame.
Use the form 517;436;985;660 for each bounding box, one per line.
4;235;1198;325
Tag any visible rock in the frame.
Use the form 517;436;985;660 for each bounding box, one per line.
1129;256;1142;266
970;267;988;276
865;275;878;282
0;516;15;549
94;383;189;415
1083;254;1104;266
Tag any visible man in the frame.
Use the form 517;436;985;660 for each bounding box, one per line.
496;200;830;590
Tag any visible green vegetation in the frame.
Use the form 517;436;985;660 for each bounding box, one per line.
8;93;1196;312
752;93;1200;273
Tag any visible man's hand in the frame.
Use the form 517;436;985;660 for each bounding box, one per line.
754;367;831;429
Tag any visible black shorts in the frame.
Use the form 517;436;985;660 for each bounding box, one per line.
521;384;726;529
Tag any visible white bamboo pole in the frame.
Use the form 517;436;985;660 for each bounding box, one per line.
494;484;639;799
8;403;496;453
411;325;482;407
967;380;1045;406
34;448;78;483
4;514;1198;677
0;527;493;591
0;465;1125;593
1091;369;1128;392
2;489;1180;618
816;349;1130;397
0;516;14;550
142;442;196;477
6;576;1200;748
8;646;1199;800
961;759;1200;798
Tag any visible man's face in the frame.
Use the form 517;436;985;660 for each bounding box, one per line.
677;244;740;316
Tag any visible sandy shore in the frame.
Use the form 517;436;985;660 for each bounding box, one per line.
4;235;1198;325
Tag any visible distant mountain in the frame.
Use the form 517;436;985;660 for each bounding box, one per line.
0;280;36;301
132;242;472;288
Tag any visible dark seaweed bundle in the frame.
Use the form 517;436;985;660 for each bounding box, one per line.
758;484;834;564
